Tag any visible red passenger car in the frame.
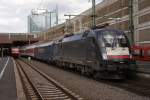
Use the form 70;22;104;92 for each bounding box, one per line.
11;47;20;58
20;45;36;58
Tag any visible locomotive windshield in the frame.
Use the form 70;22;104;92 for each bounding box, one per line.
99;30;128;48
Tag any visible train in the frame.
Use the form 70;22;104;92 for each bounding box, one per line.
19;27;136;79
11;47;20;58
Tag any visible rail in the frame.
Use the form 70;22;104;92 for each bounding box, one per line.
15;59;82;100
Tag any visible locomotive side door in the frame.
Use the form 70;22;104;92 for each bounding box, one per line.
85;37;99;69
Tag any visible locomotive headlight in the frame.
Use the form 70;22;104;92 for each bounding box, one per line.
102;53;108;60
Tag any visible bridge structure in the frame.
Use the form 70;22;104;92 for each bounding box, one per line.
0;33;39;56
0;33;39;47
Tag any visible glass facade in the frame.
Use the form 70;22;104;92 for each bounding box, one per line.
28;9;57;33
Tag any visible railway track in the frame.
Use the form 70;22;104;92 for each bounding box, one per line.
15;59;82;100
17;58;150;99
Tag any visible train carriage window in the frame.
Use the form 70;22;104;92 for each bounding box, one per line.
38;48;45;53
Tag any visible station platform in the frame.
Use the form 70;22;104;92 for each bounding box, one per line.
0;57;17;100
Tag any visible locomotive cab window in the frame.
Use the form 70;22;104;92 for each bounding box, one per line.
97;30;128;48
117;35;128;47
103;33;114;47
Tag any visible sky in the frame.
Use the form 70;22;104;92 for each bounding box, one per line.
0;0;102;33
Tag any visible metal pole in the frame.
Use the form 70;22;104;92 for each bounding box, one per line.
56;5;58;25
1;47;3;58
73;21;76;33
50;12;51;28
28;34;30;45
129;0;134;44
79;18;82;31
69;15;71;33
45;13;47;29
92;0;96;27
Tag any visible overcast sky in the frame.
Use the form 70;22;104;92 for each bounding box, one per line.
0;0;102;33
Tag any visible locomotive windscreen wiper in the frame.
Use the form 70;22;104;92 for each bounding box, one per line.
111;35;117;49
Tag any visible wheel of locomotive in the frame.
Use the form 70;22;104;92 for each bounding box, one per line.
93;71;104;80
81;66;86;75
80;66;91;76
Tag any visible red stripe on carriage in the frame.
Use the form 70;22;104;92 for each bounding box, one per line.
108;55;130;59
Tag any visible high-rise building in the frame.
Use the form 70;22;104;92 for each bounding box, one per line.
28;9;57;33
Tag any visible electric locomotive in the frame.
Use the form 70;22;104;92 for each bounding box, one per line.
53;28;136;79
19;27;136;79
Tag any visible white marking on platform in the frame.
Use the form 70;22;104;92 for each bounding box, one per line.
0;57;9;80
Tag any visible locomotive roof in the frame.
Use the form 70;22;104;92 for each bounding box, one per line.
62;33;83;42
20;41;53;50
94;28;124;35
36;41;53;48
21;28;125;49
61;28;125;43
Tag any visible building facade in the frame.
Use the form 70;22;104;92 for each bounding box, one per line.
42;0;150;46
71;0;150;45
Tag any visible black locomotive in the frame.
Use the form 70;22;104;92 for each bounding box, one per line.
20;28;136;79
